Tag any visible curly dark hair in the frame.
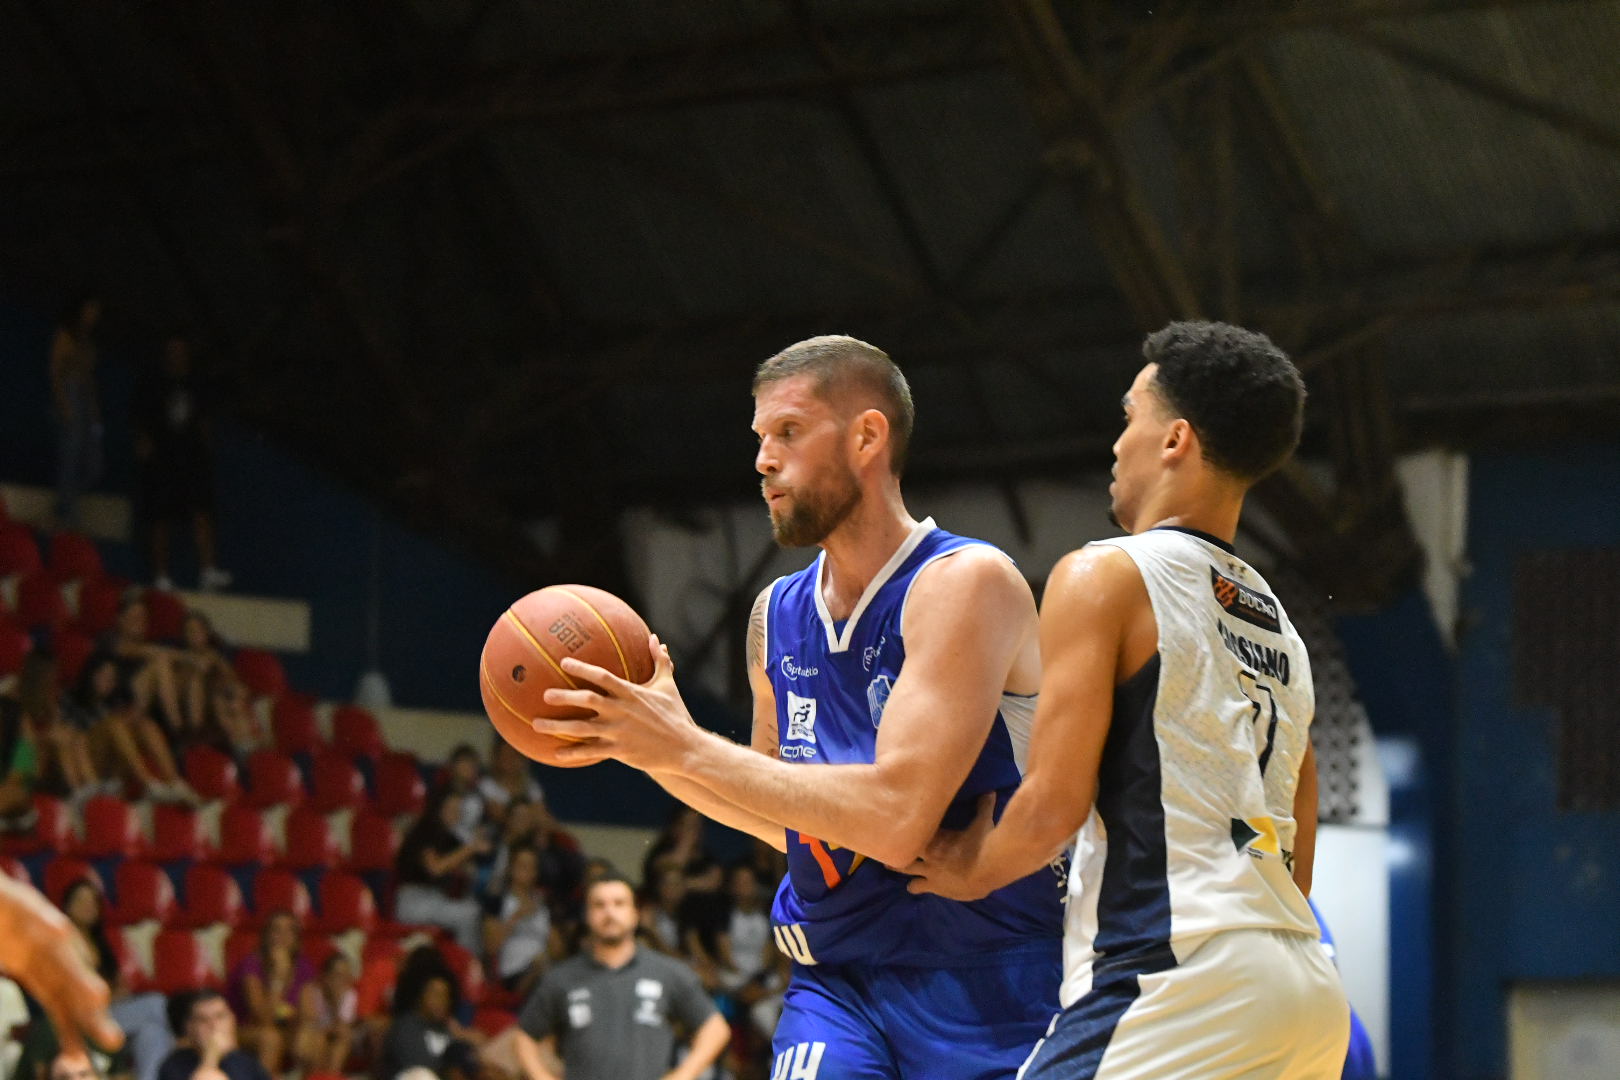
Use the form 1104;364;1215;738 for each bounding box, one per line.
1143;321;1305;483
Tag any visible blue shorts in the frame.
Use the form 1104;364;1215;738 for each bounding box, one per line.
770;949;1061;1080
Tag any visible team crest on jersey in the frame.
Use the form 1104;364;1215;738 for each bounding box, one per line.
1210;567;1281;633
786;692;818;743
865;675;892;727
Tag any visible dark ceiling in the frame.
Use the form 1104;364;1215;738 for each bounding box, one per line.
3;0;1618;605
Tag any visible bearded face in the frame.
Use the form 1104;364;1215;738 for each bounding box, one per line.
765;462;861;547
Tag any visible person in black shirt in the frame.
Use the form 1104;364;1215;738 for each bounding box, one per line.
133;335;230;593
155;992;269;1080
378;971;481;1080
394;786;488;951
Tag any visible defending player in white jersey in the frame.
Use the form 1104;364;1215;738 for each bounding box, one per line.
909;321;1350;1079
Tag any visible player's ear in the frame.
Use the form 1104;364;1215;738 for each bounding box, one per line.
1162;418;1196;463
851;407;890;466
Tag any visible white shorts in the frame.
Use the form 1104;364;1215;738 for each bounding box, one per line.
1019;928;1350;1080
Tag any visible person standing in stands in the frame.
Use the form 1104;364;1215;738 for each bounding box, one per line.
514;874;729;1080
133;335;230;592
49;295;103;530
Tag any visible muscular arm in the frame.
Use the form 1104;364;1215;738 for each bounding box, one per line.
664;549;1035;867
910;546;1144;899
644;587;788;852
1291;741;1318;897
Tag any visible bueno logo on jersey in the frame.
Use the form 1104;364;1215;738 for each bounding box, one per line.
1209;567;1281;633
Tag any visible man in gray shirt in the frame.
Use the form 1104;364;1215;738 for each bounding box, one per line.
515;873;729;1080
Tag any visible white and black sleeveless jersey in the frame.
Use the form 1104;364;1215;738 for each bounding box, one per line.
1060;526;1320;1007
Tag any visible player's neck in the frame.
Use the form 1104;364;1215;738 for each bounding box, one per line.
1132;484;1245;546
819;489;916;620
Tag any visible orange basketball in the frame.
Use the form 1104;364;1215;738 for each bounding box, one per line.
479;585;656;768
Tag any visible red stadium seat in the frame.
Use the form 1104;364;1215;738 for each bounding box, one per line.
16;571;67;631
216;805;276;866
0;619;29;680
250;869;313;926
183;745;239;802
142;588;186;642
272;694;323;755
51;626;95;688
234;648;288;700
48;533;103;583
43;858;102;905
111;861;178;925
177;864;246;929
0;525;42;578
245;750;303;809
331;705;385;759
303;935;340;973
74;795;145;859
4;794;73;857
151;804;211;863
152;929;218;993
345;812;400;873
438;941;486;1006
223;928;258;979
312;872;377;935
310;752;365;813
375;752;426;818
279;807;340;870
0;853;29;883
473;1007;517;1038
74;576;127;636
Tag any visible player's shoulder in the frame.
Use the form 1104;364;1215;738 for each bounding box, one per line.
909;537;1028;602
1044;542;1146;614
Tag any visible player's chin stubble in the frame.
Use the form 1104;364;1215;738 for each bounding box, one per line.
770;474;861;548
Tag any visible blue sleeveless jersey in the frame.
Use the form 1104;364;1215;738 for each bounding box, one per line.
764;519;1065;969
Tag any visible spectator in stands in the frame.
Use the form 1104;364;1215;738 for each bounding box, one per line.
18;652;101;803
675;857;729;993
48;1050;120;1080
443;745;488;843
173;614;236;735
100;598;191;741
378;970;481;1080
49;294;103;530
156;991;269;1080
310;953;357;1075
227;909;322;1075
484;844;561;1000
514;874;729;1080
637;866;686;958
395;786;489;952
715;863;786;1056
134;335;230;593
478;737;543;831
640;805;715;888
58;880;173;1080
76;654;194;804
0;692;40;833
204;672;265;763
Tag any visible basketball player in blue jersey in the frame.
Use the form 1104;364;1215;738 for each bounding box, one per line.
908;322;1351;1078
531;335;1064;1079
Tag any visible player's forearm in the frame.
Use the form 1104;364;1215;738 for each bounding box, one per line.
647;769;787;852
972;781;1084;896
672;731;927;865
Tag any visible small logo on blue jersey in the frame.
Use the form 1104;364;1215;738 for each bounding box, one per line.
780;655;820;680
862;635;887;671
786;692;818;743
866;675;892;727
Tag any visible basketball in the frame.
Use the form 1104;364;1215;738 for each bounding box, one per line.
479;584;656;767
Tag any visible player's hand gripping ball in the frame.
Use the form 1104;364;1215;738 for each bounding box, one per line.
480;585;655;767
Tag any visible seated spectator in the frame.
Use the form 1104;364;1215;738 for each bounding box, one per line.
716;863;787;1051
18;653;101;804
156;991;270;1080
59;880;174;1080
310;953;357;1075
98;598;191;742
676;857;729;993
637;866;686;958
203;671;266;764
378;970;481;1080
49;1051;119;1080
0;693;40;833
226;909;320;1075
477;738;543;831
133;335;230;594
15;1011;135;1080
483;845;561;1000
640;806;714;888
173;614;237;736
395;787;488;951
75;655;194;804
443;745;488;843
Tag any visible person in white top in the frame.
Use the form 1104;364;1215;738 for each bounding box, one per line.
910;321;1350;1079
